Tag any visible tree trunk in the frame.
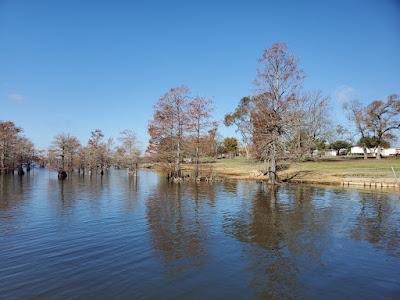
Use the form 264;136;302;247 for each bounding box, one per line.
376;146;382;159
264;158;270;176
195;126;200;178
0;149;4;174
17;164;24;176
58;170;67;179
244;145;250;159
61;152;65;171
297;132;302;159
362;146;368;160
195;146;199;178
69;153;73;173
176;138;181;178
270;156;277;184
269;138;277;184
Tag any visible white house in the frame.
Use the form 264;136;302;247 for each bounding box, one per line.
325;150;338;157
382;148;399;156
350;146;373;155
350;146;400;157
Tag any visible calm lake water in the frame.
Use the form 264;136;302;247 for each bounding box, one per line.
0;169;399;299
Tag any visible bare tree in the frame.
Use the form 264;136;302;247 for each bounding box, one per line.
251;43;304;183
343;99;369;159
51;133;81;178
47;149;57;170
189;96;214;177
67;137;81;172
52;134;67;174
119;129;141;175
77;146;88;175
148;86;191;179
37;149;47;168
104;137;114;172
364;94;400;159
292;91;330;158
87;129;106;175
112;146;126;169
224;97;253;159
206;125;219;158
15;137;35;176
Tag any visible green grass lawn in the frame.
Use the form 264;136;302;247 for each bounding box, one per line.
293;159;400;178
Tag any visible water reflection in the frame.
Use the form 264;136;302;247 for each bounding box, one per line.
0;170;399;298
351;191;400;256
146;181;210;275
0;174;35;233
0;173;31;209
223;184;335;299
43;171;142;215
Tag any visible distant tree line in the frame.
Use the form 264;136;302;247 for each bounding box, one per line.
0;123;141;179
48;129;140;179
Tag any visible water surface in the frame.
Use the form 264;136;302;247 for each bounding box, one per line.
1;169;399;299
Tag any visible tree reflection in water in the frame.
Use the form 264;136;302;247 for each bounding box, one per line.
2;170;400;298
0;174;33;232
223;183;334;299
146;180;215;276
351;191;400;257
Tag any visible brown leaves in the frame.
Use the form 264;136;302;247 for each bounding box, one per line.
147;86;216;173
252;43;305;161
255;42;304;99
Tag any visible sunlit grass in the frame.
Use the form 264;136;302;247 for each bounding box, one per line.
205;157;400;179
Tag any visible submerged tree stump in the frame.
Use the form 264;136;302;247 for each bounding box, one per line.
17;166;25;176
58;170;67;180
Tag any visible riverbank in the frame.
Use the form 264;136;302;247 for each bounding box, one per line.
170;157;400;188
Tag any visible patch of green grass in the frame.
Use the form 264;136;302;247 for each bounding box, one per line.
294;159;400;177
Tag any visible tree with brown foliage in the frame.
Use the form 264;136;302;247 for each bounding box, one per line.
15;137;35;175
118;129;141;175
51;133;81;178
251;43;304;183
188;96;214;177
37;149;48;168
206;125;219;158
0;121;21;174
148;86;191;179
86;129;107;175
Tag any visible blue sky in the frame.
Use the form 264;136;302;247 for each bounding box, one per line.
1;0;399;149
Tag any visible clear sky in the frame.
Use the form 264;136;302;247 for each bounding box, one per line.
1;0;399;149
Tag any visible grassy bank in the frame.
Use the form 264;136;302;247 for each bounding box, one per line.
195;157;400;186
